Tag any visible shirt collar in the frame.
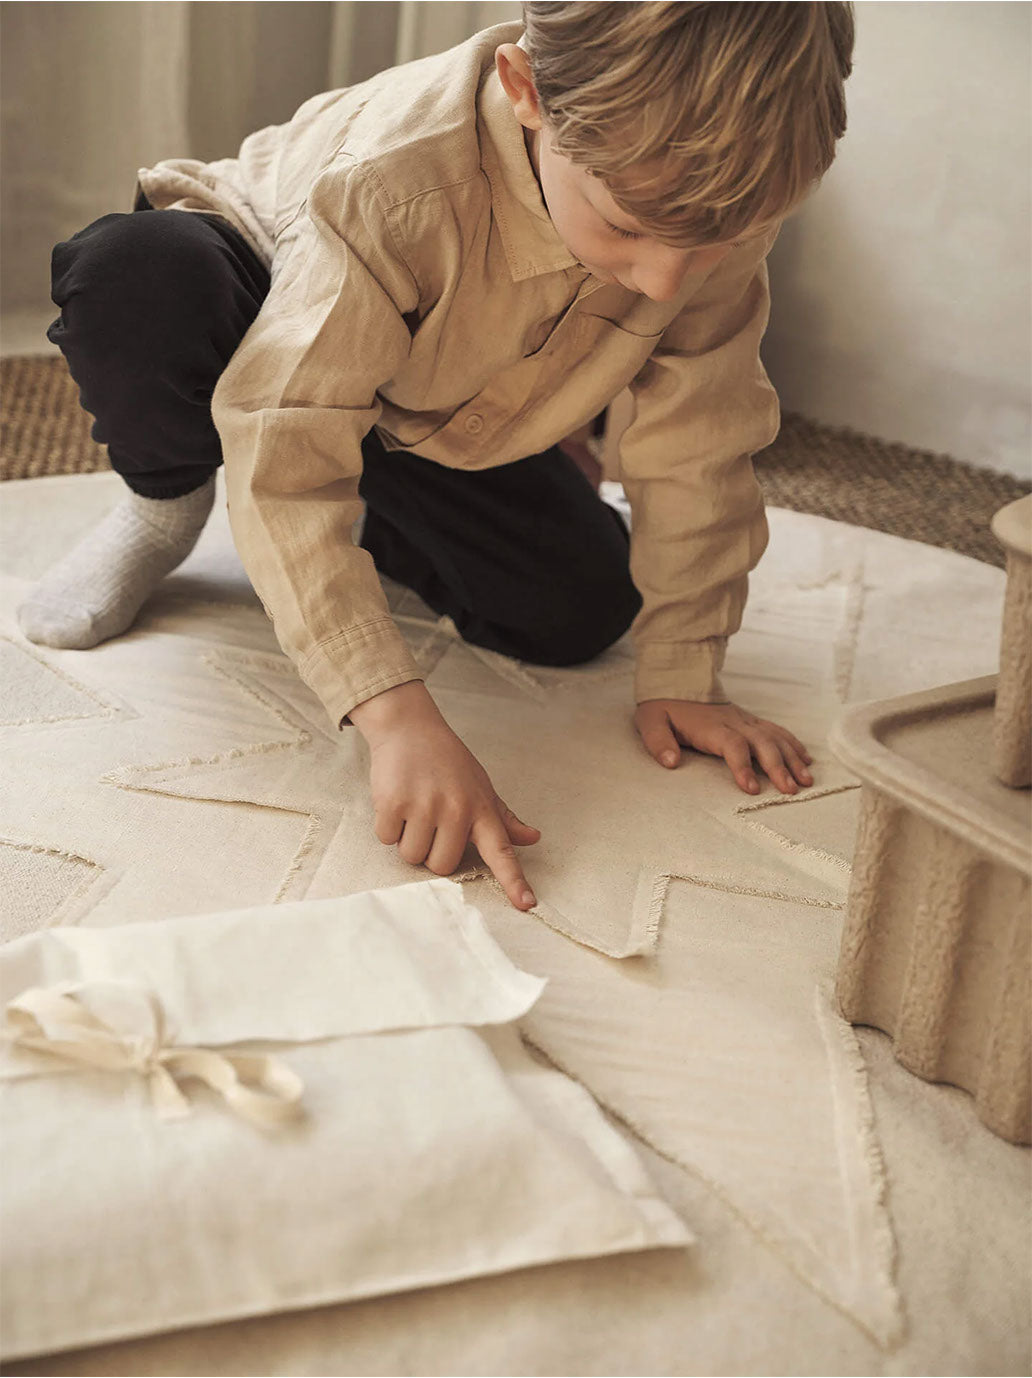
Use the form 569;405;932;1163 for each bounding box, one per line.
478;65;581;282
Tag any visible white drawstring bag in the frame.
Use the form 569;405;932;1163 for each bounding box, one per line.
0;878;690;1362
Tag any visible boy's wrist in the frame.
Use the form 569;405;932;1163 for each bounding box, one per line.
348;679;440;744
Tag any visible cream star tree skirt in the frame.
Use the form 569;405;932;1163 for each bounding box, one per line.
1;473;1028;1377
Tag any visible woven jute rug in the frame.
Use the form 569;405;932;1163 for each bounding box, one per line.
2;353;1028;567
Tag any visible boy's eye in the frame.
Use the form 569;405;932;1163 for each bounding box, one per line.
604;223;748;249
606;222;642;241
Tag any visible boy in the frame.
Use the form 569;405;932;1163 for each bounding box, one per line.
19;2;854;911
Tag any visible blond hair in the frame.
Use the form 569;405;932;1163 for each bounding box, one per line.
522;1;855;244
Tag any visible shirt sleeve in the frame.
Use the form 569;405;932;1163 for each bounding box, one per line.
617;235;781;706
210;157;425;729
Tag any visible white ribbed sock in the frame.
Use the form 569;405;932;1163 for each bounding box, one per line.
17;476;216;649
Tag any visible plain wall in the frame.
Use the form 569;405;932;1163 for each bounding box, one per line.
762;2;1031;476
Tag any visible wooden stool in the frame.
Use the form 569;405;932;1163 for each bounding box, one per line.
830;676;1031;1144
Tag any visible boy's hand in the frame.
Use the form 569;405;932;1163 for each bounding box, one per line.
634;699;813;796
349;681;541;910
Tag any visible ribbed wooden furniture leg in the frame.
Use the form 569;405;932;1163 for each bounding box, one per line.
993;548;1031;788
894;833;981;1079
992;496;1031;788
836;788;900;1020
976;885;1032;1144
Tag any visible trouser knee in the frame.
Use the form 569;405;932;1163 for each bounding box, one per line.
46;207;269;497
520;568;642;666
47;208;264;370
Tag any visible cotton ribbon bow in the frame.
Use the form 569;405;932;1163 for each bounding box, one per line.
1;982;304;1126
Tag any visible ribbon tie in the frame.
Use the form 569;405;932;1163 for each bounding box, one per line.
2;982;304;1127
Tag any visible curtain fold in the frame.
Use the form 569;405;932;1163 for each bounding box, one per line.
395;1;519;67
1;1;191;319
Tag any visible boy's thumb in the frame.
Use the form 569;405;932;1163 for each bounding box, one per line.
635;705;681;769
497;798;542;844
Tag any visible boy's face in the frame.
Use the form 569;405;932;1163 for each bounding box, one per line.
496;43;771;303
529;126;757;302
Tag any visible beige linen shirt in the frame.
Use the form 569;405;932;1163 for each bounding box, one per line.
136;22;779;730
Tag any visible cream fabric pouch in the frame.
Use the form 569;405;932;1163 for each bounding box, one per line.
0;878;690;1361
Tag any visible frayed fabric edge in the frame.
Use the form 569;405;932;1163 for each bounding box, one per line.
815;981;907;1349
461;867;659;960
522;1020;907;1353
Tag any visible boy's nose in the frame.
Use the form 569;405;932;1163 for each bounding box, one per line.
631;251;688;301
632;243;733;301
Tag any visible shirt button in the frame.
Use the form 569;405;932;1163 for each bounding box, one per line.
464;413;484;436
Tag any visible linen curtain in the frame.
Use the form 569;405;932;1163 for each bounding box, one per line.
0;1;520;329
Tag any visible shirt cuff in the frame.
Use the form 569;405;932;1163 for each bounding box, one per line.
634;638;730;705
298;616;425;730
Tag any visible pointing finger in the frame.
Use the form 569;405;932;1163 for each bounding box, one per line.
472;809;537;911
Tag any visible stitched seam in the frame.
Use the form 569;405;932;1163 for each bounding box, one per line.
375;168;484;212
342;670;425;702
363;161;433;306
306;617;401;662
638;636;727;651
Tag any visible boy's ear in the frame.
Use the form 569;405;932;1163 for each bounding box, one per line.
495;44;543;131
